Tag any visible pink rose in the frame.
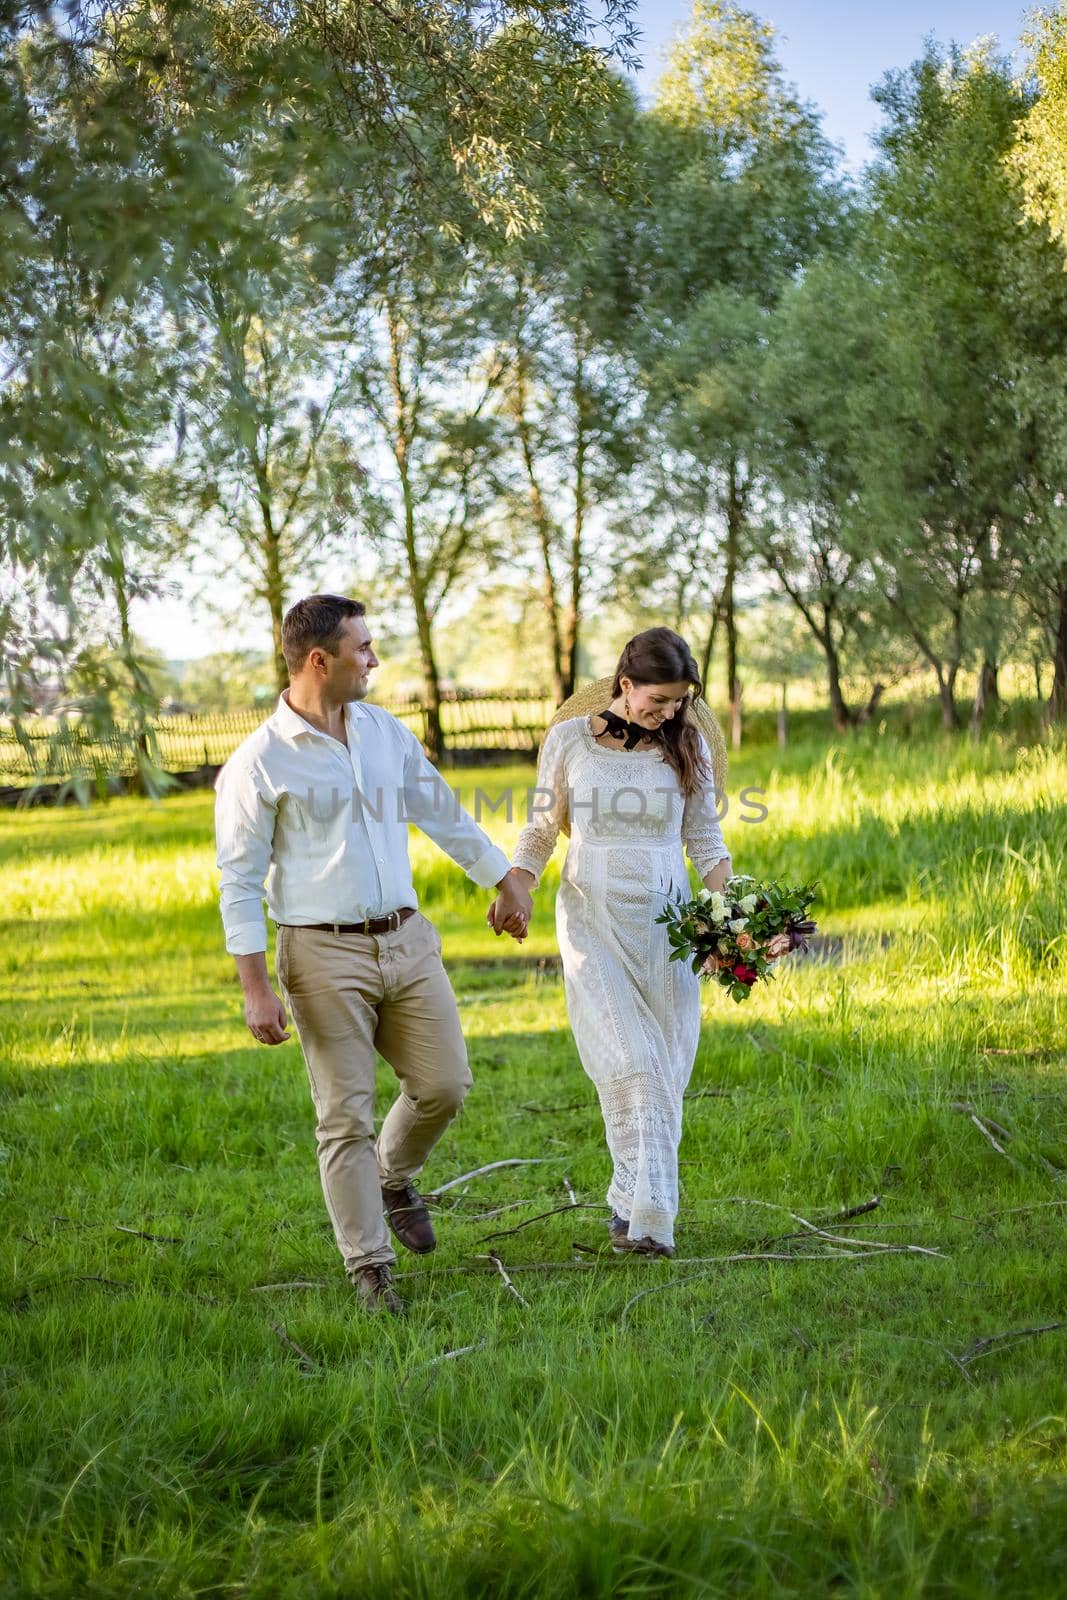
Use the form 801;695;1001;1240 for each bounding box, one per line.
764;933;790;960
701;953;722;975
736;932;755;952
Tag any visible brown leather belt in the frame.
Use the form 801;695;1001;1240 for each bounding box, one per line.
280;907;417;936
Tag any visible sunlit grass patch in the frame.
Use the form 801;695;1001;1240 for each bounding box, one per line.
1;732;1065;1596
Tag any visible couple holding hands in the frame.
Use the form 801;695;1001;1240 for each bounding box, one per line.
215;594;732;1315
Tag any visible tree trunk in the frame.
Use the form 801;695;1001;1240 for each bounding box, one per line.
777;683;787;748
560;344;587;701
824;633;854;734
513;347;565;703
723;458;742;748
969;658;999;737
700;588;723;694
855;682;886;726
1043;581;1067;730
938;666;960;731
387;306;443;762
399;461;442;763
259;499;288;696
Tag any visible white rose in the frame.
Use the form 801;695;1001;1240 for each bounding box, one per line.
698;888;712;903
728;917;748;933
708;891;727;920
739;894;758;915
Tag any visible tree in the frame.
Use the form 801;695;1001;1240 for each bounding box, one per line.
857;41;1067;730
1;0;642;757
632;1;839;740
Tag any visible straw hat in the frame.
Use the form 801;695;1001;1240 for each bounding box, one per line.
546;677;727;835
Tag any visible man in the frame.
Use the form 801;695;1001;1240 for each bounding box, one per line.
214;594;532;1315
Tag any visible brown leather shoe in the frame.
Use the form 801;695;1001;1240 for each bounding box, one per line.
352;1263;405;1316
381;1182;437;1255
609;1215;675;1259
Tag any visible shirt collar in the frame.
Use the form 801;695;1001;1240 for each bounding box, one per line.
272;691;365;745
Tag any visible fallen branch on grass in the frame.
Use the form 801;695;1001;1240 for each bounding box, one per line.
957;1320;1067;1368
479;1202;607;1243
427;1157;564;1198
781;1209;943;1259
618;1271;711;1325
481;1251;529;1307
393;1247;941;1281
745;1029;835;1080
518;1099;593;1115
401;1341;489;1392
252;1281;329;1292
268;1321;318;1374
113;1224;184;1244
952;1101;1014;1152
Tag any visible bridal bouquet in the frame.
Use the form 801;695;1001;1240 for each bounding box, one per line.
656;874;818;1002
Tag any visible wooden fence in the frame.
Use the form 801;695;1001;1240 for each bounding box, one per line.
0;689;558;787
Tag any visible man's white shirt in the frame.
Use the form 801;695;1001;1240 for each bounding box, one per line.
214;692;510;955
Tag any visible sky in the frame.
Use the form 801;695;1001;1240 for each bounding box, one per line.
132;0;1034;662
630;0;1028;169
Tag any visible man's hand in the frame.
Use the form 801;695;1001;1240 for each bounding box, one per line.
243;983;291;1045
488;868;533;941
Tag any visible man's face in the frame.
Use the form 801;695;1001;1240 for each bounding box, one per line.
325;615;379;700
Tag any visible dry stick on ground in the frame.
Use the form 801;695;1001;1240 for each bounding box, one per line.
393;1248;937;1280
683;1085;735;1101
518;1099;593;1115
980;1046;1061;1057
563;1176;579;1207
952;1101;1019;1161
976;1200;1067;1219
618;1271;712;1326
462;1200;537;1223
400;1340;489;1393
113;1224;184;1244
426;1158;563;1199
745;1029;835;1080
268;1321;318;1374
481;1251;529;1307
957;1320;1067;1367
252;1280;330;1293
781;1210;944;1259
479;1203;607;1243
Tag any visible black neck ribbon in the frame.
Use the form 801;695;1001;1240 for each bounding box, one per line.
598;707;659;750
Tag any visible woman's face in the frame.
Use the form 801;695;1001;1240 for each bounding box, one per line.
619;677;692;729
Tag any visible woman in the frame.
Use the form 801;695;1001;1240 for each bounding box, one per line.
490;628;732;1258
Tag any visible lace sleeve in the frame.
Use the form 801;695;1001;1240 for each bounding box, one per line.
510;723;568;889
682;736;731;880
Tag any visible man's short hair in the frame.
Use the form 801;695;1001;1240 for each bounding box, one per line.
281;595;366;675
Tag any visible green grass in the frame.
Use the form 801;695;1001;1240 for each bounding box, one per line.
2;732;1066;1597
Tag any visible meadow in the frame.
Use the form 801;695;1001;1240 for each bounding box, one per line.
1;717;1065;1597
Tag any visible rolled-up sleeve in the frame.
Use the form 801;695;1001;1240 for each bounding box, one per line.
214;755;277;955
401;731;509;888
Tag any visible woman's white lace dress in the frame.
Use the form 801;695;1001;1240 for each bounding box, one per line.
511;715;730;1247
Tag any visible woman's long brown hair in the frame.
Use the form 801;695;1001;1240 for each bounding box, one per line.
611;628;711;799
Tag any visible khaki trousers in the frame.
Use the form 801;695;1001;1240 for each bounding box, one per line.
275;913;471;1276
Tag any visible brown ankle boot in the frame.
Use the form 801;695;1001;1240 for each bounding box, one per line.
381;1182;437;1255
352;1262;405;1316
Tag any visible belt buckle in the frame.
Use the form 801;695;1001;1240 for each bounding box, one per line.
388;908;401;932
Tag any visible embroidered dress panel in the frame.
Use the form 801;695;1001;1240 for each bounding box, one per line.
511;716;730;1246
